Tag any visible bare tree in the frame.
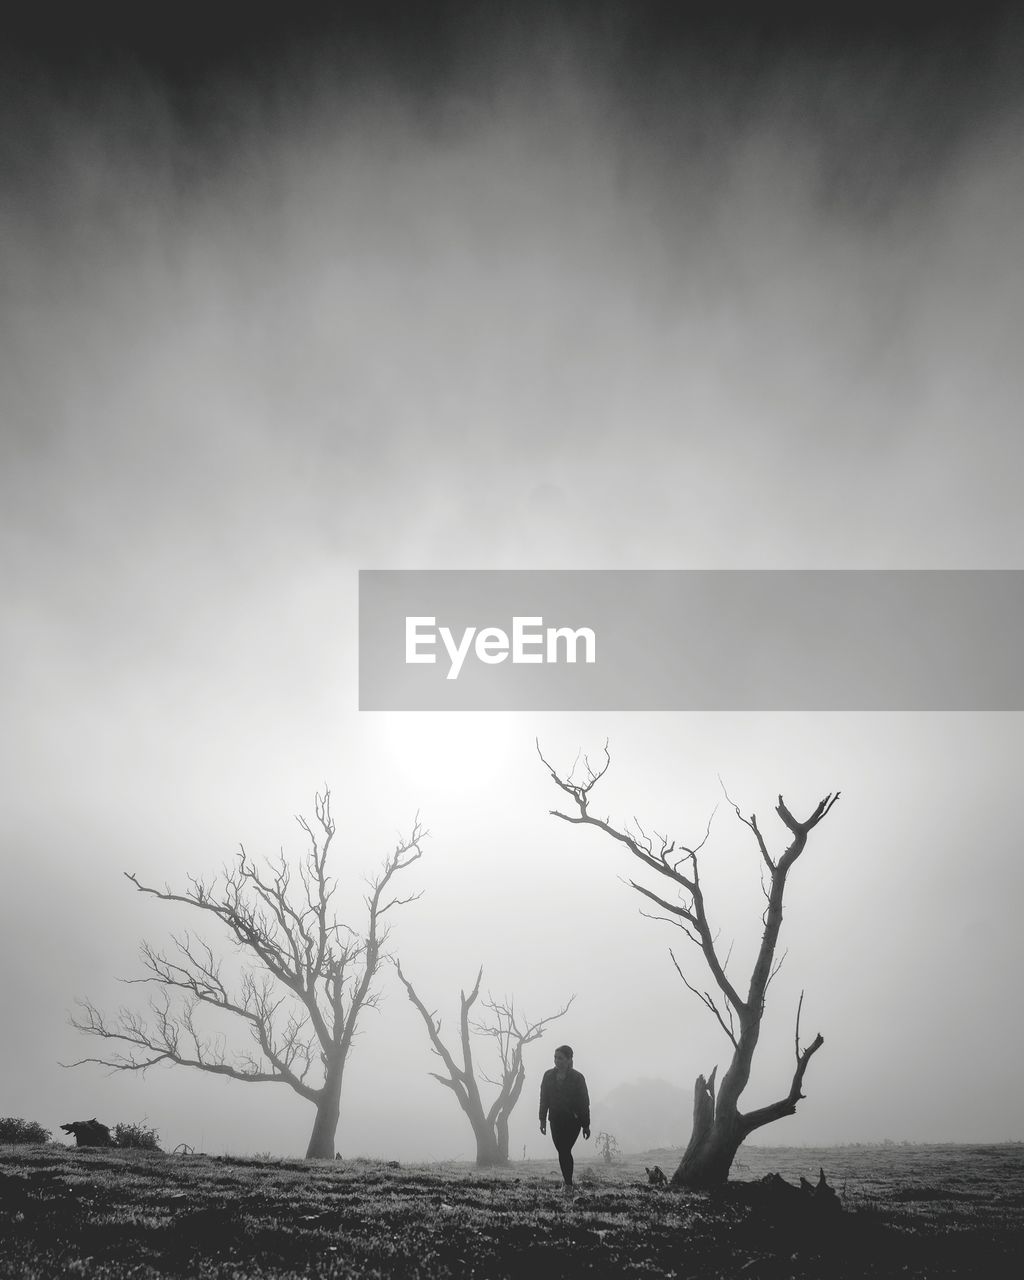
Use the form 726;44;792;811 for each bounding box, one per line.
538;742;839;1189
67;789;425;1159
594;1130;621;1164
396;963;573;1166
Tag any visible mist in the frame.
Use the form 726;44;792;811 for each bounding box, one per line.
2;7;1023;1159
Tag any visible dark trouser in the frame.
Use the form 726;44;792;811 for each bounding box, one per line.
549;1112;583;1184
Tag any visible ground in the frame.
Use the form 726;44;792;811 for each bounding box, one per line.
1;1143;1021;1278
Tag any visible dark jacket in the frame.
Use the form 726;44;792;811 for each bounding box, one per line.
539;1066;590;1129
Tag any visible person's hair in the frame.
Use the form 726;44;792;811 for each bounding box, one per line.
554;1044;574;1059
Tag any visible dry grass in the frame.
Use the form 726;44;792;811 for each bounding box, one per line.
1;1142;1021;1278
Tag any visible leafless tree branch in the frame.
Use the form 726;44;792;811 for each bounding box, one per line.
669;949;738;1049
68;789;426;1158
397;960;573;1166
542;745;839;1187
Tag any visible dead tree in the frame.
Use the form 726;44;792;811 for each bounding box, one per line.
66;789;425;1160
539;742;838;1190
396;963;573;1166
594;1130;621;1164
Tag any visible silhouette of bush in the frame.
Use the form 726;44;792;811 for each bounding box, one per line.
113;1121;161;1150
594;1131;621;1164
0;1117;51;1143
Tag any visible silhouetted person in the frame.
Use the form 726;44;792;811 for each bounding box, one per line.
539;1043;590;1192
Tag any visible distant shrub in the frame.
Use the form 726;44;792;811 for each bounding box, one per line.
113;1121;161;1150
594;1131;622;1165
0;1117;51;1144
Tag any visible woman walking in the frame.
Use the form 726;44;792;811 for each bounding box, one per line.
539;1044;590;1192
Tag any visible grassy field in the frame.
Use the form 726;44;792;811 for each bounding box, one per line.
1;1142;1022;1278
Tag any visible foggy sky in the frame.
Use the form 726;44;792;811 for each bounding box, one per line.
2;5;1023;1159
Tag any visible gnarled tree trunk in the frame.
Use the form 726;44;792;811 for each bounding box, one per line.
541;743;837;1190
673;1069;742;1188
471;1118;502;1166
305;1055;346;1159
673;1014;825;1189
